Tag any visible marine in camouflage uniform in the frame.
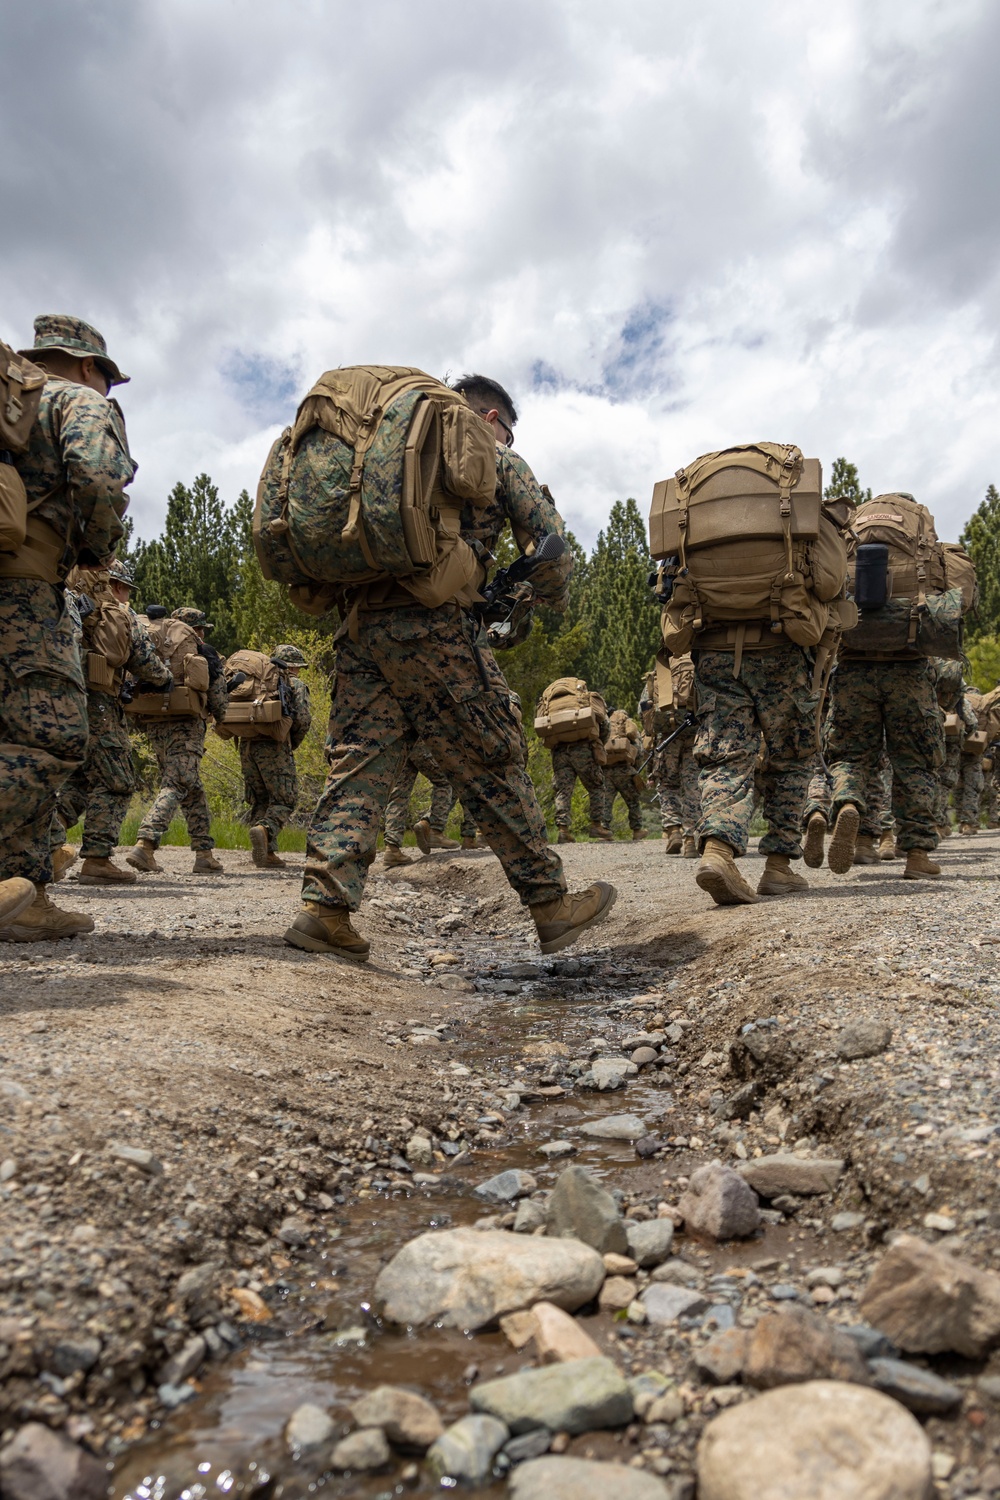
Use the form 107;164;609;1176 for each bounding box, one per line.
551;739;608;837
382;743;460;860
930;660;975;834
603;761;644;833
655;726;699;847
287;373;615;961
132;608;228;869
803;745;894;865
56;560;171;879
240;645;312;868
0;315;134;940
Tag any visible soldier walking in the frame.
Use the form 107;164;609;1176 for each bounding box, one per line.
240;644;312;868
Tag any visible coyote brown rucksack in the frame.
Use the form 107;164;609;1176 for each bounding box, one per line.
648;443;854;670
842;494;975;660
253;365;497;617
215;649;292;742
125;617;210;720
605;709;640;766
67;566;133;693
0;341;47;557
534;678;607;747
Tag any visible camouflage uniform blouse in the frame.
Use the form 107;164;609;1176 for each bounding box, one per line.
460;445;573;614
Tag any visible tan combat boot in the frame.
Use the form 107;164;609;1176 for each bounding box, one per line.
936;822;952;840
193;851;224;874
588;824;613;842
52;845;78;882
681;835;698;858
556;828;575;844
126;839;162;874
78;857;137;886
0;885;94;941
530;881;617;954
695;838;760;906
631;828;647;841
284;903;370;961
904;849;941;879
802;812;827;869
250;825;269;868
383;844;412;868
264;852;287;869
461;835;484;849
757;853;809;897
879;830;898;860
413;818;460;855
852;834;880;866
663;826;683;853
959;822;979;835
827;804;860;875
0;878;37;927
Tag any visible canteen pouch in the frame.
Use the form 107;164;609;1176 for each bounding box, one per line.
854;543;889;611
0;460;27;554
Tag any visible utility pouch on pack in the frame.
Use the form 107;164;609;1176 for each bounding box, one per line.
535;678;604;746
854;543;889;611
126;685;207;719
86;652;116;691
0;343;46;556
842;587;965;662
944;713;962;739
216;649;292;741
963;730;988;756
126;617;210;719
0;460;29;555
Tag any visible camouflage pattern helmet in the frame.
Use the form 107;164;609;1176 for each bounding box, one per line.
271;643;308;667
107;557;136;588
171;606;213;631
17;314;130;386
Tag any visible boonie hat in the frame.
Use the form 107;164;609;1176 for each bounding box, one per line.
171;606;213;631
271;643;308;667
107;558;136;588
18;314;129;386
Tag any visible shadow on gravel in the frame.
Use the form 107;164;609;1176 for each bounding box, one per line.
0;967;195;1017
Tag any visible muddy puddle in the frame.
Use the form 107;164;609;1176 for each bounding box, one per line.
110;955;820;1499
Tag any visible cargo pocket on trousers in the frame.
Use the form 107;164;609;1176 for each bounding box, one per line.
8;665;88;762
445;677;519;768
95;733;136;796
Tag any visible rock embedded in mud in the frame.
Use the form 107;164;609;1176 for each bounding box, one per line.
373;1227;604;1329
867;1357;962;1415
641;1283;709;1326
277;1215;312;1247
109;1141;163;1174
0;1421;107;1500
737;1154;844;1198
677;1163;760;1241
350;1384;444;1449
836;1019;892;1060
531;1301;602;1363
474;1168;538;1203
599;1276;637;1311
626;1219;674;1268
470;1355;632;1434
45;1334;102;1377
859;1233;1000;1358
427;1414;509;1483
158;1334;207;1387
547;1165;628;1255
331;1427;391;1471
406;1132;434;1165
285;1402;334;1453
694;1327;749;1384
579;1113;648;1140
743;1307;869;1389
538;1140;576;1159
696;1380;932;1500
509;1454;672;1499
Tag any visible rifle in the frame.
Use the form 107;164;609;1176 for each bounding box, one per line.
637;711;696;776
474;533;567;648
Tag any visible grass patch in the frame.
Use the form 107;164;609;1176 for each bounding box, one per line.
64;812;307;852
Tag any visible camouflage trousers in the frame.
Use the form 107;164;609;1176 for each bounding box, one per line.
654;730;699;833
240;735;298;852
303;605;564;910
551;741;606;828
603;762;644;830
137;718;214;850
933;737;964;827
804;748;893;837
383;743;477;845
956;755;985;827
57;691;136;857
694;646;818;859
825;659;943;852
0;581;88;886
984;759;1000;826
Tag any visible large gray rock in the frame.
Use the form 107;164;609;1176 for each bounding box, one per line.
859;1233;1000;1358
330;1427;391;1471
474;1168;538;1203
427;1414;508;1482
697;1380;932;1500
349;1384;444;1449
510;1455;672;1499
0;1423;107;1500
868;1357;962;1415
373;1227;604;1329
626;1218;674;1268
738;1154;844;1198
641;1283;709;1326
548;1165;628;1255
469;1356;632;1435
837;1020;892;1060
744;1307;870;1389
579;1114;648;1140
678;1163;760;1241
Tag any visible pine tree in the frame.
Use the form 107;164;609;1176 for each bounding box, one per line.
962;483;1000;640
575;498;660;710
824;457;872;506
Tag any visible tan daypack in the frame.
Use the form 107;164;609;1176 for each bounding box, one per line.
648;443;854;669
604;709;640;766
842;495;976;660
534;678;607;747
215;649;292;742
0;342;47;556
125;617;210;720
67;566;133;692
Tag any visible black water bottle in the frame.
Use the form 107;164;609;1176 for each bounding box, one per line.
855;543;889;610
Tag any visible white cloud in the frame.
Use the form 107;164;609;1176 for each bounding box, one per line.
2;0;998;547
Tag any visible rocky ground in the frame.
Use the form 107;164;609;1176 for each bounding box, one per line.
1;829;1000;1498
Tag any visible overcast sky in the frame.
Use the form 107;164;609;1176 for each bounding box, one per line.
3;0;999;547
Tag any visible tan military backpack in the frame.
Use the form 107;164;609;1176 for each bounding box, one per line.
648;443;854;670
125;617;210;720
215;649;292;742
534;678;607;747
0;341;47;556
67;566;133;692
604;709;640;766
